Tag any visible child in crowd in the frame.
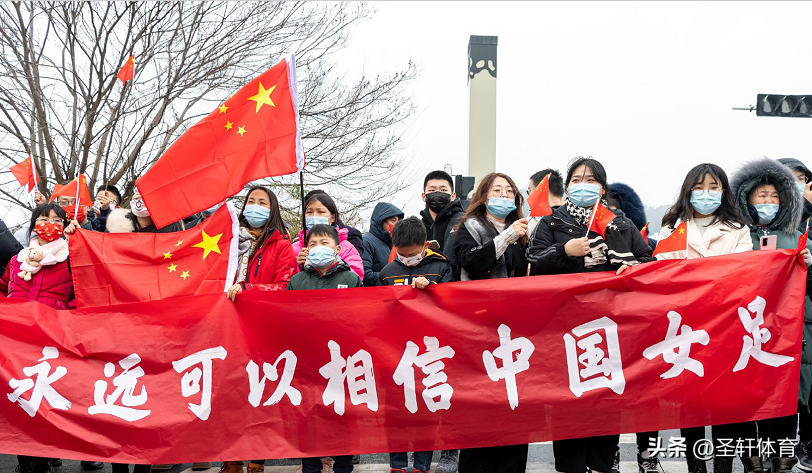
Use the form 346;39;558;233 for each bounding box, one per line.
287;224;363;290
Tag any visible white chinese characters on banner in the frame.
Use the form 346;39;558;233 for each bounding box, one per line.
393;336;456;413
7;346;71;417
246;350;302;407
643;311;710;379
88;353;151;421
172;346;227;421
733;296;793;372
320;340;378;415
482;324;535;410
564;317;625;397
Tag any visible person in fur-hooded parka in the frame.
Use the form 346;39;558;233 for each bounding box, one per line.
608;183;647;232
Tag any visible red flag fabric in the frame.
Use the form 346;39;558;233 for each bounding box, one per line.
136;54;304;229
48;183;65;203
588;201;617;238
50;175;92;206
652;221;689;258
117;55;135;84
0;250;804;463
640;222;650;245
528;174;553;217
68;204;239;307
10;156;36;192
799;224;809;252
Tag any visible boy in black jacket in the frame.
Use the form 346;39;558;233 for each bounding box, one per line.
377;216;454;288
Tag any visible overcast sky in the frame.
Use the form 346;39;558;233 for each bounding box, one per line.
337;1;812;224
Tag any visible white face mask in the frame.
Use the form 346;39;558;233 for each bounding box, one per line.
397;252;424;267
130;198;150;218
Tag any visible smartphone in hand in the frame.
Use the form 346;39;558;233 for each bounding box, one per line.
760;235;778;250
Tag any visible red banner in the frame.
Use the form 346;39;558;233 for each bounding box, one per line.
0;250;805;464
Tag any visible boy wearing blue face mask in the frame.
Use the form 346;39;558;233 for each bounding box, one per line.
286;224;363;291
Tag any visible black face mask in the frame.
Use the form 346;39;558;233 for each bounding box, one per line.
425;191;452;212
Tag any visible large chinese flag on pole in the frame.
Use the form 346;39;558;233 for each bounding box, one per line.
528;173;553;217
10;155;37;192
136;55;304;229
68;203;240;308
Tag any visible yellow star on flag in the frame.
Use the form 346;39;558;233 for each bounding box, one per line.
163;252;173;259
678;227;685;234
247;82;276;113
218;105;228;114
192;230;223;260
168;263;177;273
224;121;233;131
180;270;190;280
237;126;246;137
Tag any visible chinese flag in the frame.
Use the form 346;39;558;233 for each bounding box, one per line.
136;54;304;229
48;183;65;203
68;203;239;308
588;201;617;238
799;224;809;252
117;55;134;84
652;221;688;258
51;175;93;206
528;174;553;217
640;222;650;245
10;156;36;192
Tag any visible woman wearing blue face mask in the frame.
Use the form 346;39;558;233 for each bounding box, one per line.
526;157;654;473
730;158;812;473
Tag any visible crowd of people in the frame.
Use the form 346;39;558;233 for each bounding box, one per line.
2;156;812;473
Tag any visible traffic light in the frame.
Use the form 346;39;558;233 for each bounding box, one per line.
455;175;475;201
756;94;812;117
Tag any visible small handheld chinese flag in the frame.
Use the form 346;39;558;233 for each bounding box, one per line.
528;173;553;217
640;222;650;245
10;155;37;192
652;221;688;258
117;55;135;84
587;201;617;238
798;222;809;252
51;175;92;206
388;224;398;263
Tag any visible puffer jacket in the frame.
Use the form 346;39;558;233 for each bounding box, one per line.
778;157;812;230
2;239;73;309
286;259;363;291
241;229;297;291
362;203;404;286
292;227;364;280
0;218;23;276
526;204;654;275
731;157;812;411
377;248;454;286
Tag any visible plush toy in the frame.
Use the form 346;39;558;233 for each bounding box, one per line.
17;247;44;282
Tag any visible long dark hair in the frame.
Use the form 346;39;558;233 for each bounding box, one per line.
662;163;745;229
239;186;287;257
27;203;68;242
565;156;609;197
305;192;341;227
457;172;528;245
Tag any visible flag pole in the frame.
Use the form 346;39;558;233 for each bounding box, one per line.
299;171;307;243
685;218;690;255
73;172;81;221
30;154;38;207
586;198;600;235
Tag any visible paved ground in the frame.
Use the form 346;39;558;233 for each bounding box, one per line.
0;430;758;473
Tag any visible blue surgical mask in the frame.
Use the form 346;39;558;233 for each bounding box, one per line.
306;216;331;229
243;204;270;228
487;197;517;219
797;182;807;195
567;183;602;208
754;203;780;225
306;245;336;269
690;190;723;216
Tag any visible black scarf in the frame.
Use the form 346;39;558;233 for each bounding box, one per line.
565;199;639;268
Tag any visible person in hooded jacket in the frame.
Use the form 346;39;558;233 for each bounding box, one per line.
362;202;404;286
453;172;529;473
606;182;657;250
304;189;364;257
526;157;654;473
730;157;812;473
656;164;753;473
293;192;364;281
778;158;812;230
0;217;23;277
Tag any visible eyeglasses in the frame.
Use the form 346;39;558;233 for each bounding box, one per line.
489;187;516;198
35;218;63;225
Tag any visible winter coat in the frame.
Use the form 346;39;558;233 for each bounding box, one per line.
526;205;654;276
292;227;364;280
342;223;365;257
778;157;812;230
656;218;752;259
286;259;363;291
421;199;465;269
731;157;812;411
454;216;527;280
377;249;454;286
608;183;648;232
2;238;73;310
106;208;184;234
87;206;113;232
241;229;297;291
362;203;404;286
0;218;23;277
